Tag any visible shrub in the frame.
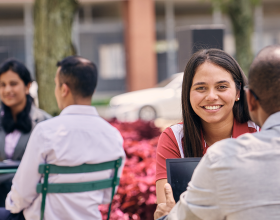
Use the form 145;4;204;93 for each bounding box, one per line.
99;120;160;220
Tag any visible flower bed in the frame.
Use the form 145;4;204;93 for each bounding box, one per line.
99;120;161;220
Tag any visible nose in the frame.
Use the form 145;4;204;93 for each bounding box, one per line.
205;89;218;101
3;85;12;93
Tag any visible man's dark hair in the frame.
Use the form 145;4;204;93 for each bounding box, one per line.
56;56;98;98
248;45;280;114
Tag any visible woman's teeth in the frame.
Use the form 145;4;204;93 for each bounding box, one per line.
204;105;222;110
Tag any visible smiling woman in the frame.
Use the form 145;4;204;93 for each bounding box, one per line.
155;49;260;204
190;62;239;146
0;59;51;207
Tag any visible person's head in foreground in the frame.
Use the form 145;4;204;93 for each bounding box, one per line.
246;45;280;126
55;56;98;110
181;48;249;157
155;45;280;220
0;59;33;134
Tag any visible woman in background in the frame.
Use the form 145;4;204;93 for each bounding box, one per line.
156;49;259;203
0;59;51;206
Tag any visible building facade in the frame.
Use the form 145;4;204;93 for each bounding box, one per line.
0;0;279;97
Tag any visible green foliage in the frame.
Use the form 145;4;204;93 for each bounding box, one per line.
210;0;261;75
91;98;111;106
211;0;260;11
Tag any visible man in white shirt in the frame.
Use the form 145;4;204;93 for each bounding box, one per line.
154;45;280;220
0;56;126;220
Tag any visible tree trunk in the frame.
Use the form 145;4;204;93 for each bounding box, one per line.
34;0;78;115
227;0;254;75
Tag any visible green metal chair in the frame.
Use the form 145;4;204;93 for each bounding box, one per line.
36;158;122;220
0;161;20;174
0;169;17;174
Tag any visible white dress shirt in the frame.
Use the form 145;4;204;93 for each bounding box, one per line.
5;105;126;220
166;111;280;220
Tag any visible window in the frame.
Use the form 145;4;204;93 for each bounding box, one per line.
99;43;125;79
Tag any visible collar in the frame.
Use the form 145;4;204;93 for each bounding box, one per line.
29;105;39;122
29;105;42;121
60;105;99;116
261;111;280;130
201;119;247;141
232;118;250;138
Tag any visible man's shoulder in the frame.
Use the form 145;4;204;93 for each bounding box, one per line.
206;132;259;163
36;113;120;135
206;128;279;164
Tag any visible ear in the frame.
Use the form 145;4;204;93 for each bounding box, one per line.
235;89;240;101
25;82;32;94
245;89;258;112
61;83;70;97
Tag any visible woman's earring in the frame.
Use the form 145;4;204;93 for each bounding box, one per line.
236;98;240;101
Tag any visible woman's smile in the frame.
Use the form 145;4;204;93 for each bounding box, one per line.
3;93;16;99
201;105;223;111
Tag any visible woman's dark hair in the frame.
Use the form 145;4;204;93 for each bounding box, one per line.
182;49;250;157
0;59;33;134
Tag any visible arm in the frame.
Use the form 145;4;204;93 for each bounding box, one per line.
156;179;167;204
155;183;201;220
165;154;223;220
156;129;181;204
165;192;202;220
5;125;46;213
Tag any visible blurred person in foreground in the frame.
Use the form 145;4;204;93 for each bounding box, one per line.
154;45;280;220
0;59;51;207
0;56;126;220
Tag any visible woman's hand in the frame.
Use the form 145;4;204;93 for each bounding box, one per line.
154;183;176;220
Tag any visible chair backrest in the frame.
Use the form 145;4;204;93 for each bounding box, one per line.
36;158;122;220
0;161;20;174
0;169;17;174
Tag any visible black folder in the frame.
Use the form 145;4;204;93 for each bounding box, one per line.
166;158;201;202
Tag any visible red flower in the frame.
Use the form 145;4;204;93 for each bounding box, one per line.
99;120;160;220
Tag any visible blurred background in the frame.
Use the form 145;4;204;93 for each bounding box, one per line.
0;1;279;219
0;0;279;126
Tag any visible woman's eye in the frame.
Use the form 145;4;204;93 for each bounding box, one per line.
195;87;206;91
10;82;18;86
218;85;227;89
